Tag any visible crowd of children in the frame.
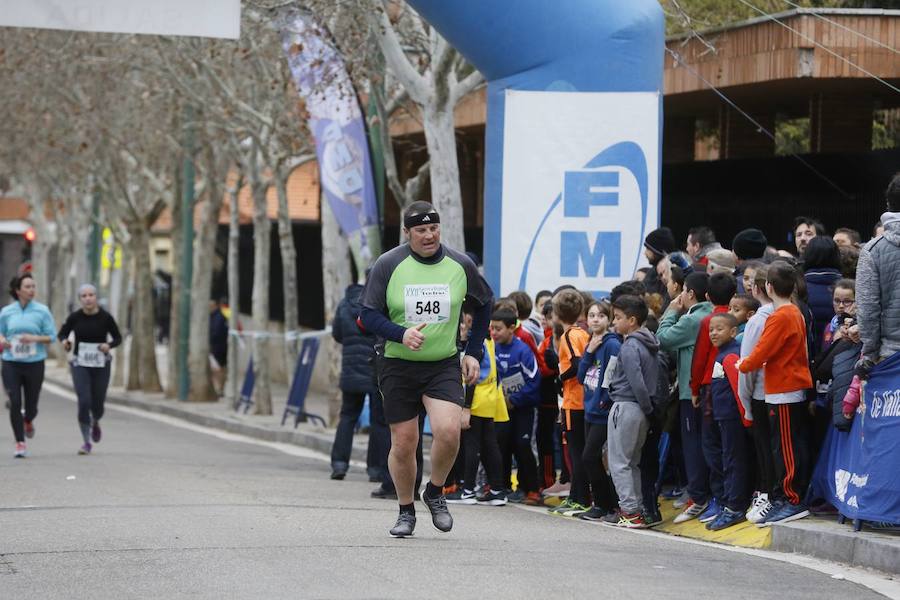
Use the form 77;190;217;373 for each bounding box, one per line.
440;218;879;530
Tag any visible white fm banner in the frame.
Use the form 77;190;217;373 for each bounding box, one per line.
0;0;240;39
500;90;660;297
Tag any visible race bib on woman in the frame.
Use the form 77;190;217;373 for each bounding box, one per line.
77;343;105;368
404;284;451;324
10;337;37;360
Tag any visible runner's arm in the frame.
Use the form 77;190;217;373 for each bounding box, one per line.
57;312;75;342
106;312;123;348
359;307;406;344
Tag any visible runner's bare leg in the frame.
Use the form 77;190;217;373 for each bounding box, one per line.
423;395;462;487
388;416;420;504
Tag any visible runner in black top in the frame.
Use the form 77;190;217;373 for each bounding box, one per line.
57;284;122;455
360;201;494;537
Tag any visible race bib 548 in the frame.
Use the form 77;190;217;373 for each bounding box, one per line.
404;284;451;324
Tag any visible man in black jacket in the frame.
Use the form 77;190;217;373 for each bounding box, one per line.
329;280;388;481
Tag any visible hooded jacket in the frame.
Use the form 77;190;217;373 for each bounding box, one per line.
607;327;660;415
331;284;376;393
857;211;900;361
804;267;841;352
657;301;712;400
577;332;622;424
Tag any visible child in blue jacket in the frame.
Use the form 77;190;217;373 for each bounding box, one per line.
577;300;622;521
492;308;541;501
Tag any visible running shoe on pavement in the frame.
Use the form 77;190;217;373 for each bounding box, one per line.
560;502;589;518
389;513;416;538
644;506;664;527
672;490;692;509
506;489;526;504
707;507;746;531
476;489;508;506
78;443;92;455
699;497;721;523
446;488;477;505
673;499;708;524
548;498;575;514
421;487;454;531
615;512;648;529
14;442;26;458
542;481;571;497
91;421;102;443
24;420;34;439
758;501;809;527
579;506;608;521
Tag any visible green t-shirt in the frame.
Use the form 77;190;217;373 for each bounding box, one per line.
361;244;493;362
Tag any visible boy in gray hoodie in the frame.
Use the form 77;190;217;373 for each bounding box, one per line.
605;294;660;529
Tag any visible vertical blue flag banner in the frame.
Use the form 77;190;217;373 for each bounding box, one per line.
405;0;664;297
279;12;381;271
815;351;900;523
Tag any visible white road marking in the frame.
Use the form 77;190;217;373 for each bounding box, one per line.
43;382;899;597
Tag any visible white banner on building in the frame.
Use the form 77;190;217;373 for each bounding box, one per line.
0;0;240;39
500;90;660;297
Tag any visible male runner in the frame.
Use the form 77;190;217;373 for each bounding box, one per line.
360;201;493;537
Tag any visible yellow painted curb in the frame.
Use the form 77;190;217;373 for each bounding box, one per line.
656;500;772;549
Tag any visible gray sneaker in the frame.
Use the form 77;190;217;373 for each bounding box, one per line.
389;513;416;538
421;488;454;532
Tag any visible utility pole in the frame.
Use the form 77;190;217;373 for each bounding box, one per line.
177;106;195;401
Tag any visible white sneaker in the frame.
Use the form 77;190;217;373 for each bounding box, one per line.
746;493;768;523
673;500;708;524
750;499;774;524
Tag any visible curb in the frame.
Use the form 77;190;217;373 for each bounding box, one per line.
44;374;368;466
770;519;900;576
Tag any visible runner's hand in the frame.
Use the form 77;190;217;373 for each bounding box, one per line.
18;334;36;343
63;340;72;352
99;343;110;354
0;335;7;349
462;355;480;385
460;408;471;430
402;323;426;351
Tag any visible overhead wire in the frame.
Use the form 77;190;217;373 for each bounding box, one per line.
665;46;852;199
732;0;900;95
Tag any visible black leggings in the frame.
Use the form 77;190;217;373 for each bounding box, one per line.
463;415;503;491
536;378;560;489
583;421;617;512
71;363;111;425
563;409;589;505
750;399;775;494
2;360;44;443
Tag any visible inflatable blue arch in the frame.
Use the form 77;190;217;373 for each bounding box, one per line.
406;0;664;296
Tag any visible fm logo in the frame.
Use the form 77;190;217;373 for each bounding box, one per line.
518;142;651;294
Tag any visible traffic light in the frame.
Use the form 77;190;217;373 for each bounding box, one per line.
22;226;35;261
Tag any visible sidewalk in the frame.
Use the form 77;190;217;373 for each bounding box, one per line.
44;366;898;577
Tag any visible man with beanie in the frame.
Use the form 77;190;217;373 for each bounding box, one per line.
732;229;768;294
643;227;678;299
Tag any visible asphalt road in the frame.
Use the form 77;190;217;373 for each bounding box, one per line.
0;387;890;599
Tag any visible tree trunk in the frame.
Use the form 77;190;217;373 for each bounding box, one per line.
225;180;242;408
166;185;184;398
422;102;465;251
127;224;163;392
275;167;300;378
187;194;223;402
50;232;71;366
111;251;130;388
250;169;272;415
321;197;351;425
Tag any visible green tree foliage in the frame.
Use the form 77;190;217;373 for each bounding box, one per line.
662;0;900;35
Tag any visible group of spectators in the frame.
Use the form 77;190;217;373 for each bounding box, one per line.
329;174;900;530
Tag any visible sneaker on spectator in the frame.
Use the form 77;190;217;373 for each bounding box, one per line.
442;484;458;496
560;502;589;518
809;500;838;516
746;494;770;523
600;510;621;525
672;490;692;509
616;512;648;529
644;506;663;527
579;506;608;521
14;442;26;458
707;507;746;531
476;489;508;506
524;492;543;506
549;498;575;514
868;522;900;531
661;487;683;500
699;498;721;523
542;481;571;497
446;488;477;505
751;498;775;524
507;489;527;504
673;499;708;524
745;493;765;522
758;501;809;527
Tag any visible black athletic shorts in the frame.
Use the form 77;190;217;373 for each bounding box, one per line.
377;355;464;424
